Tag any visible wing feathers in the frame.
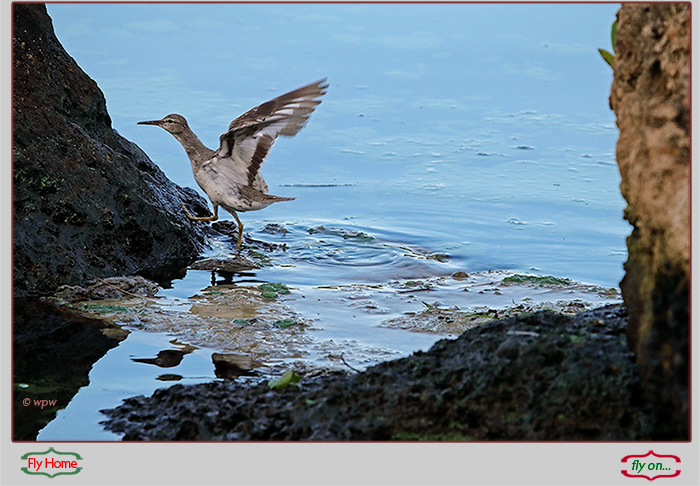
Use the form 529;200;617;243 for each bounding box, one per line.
248;134;274;186
213;79;327;190
218;79;328;159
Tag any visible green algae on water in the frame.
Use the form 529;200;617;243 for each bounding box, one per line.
259;282;291;299
501;274;573;286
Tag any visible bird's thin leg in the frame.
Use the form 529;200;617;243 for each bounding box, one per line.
232;212;244;250
180;202;219;222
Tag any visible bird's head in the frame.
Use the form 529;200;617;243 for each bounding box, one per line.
138;114;189;135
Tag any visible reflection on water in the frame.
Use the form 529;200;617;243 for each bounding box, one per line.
33;223;623;441
13;299;126;441
36;331;224;441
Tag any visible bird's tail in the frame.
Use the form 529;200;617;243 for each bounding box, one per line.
267;195;296;202
239;185;295;210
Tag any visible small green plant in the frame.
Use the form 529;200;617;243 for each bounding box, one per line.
599;20;618;67
268;369;301;389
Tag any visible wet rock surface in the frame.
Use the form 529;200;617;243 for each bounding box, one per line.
102;305;657;441
53;276;159;303
189;257;258;273
610;3;689;439
13;4;211;297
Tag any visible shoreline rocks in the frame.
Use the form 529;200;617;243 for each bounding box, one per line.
13;4;211;297
101;305;657;441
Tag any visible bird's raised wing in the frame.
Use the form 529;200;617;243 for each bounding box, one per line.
216;79;328;187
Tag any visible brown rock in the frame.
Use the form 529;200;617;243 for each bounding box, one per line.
609;3;689;439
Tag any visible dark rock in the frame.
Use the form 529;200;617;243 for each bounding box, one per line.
189;257;257;273
210;221;240;236
12;4;212;297
610;4;689;439
53;275;159;302
101;306;657;441
260;223;289;234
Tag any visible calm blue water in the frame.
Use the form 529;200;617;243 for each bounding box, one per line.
48;3;626;287
37;330;220;441
34;4;628;441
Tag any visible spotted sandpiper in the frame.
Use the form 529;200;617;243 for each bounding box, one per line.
138;79;328;250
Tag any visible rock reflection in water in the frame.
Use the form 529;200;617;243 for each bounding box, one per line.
212;353;262;379
13;298;128;440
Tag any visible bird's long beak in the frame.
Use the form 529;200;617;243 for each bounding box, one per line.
137;120;161;126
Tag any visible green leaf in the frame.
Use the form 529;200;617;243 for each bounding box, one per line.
268;369;301;389
599;48;614;67
611;20;618;54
